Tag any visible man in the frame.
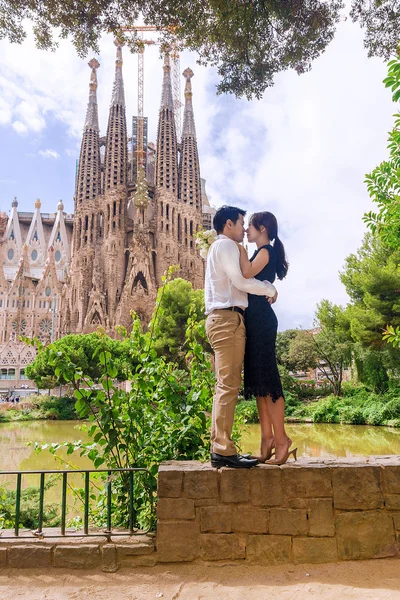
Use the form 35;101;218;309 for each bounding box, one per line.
205;205;277;469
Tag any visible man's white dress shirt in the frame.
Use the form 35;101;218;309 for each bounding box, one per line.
205;235;277;314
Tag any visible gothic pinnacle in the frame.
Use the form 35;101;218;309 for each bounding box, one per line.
111;39;125;107
84;58;100;132
182;68;196;138
160;51;174;111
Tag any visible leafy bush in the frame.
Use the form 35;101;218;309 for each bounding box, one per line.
236;400;258;424
0;479;60;530
0;395;77;422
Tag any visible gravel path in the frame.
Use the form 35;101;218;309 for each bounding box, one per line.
0;559;400;599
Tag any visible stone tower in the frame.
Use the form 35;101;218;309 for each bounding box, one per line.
154;52;180;282
154;56;203;285
100;41;129;322
67;57;103;333
177;68;204;287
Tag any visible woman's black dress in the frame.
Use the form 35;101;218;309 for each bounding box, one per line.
243;244;284;401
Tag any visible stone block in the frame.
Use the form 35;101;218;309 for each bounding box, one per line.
101;544;118;573
392;513;400;530
282;466;332;498
156;521;199;562
53;545;101;569
115;540;155;557
381;466;400;495
184;470;218;499
293;537;338;564
246;534;292;565
8;545;52;568
158;466;183;498
286;497;308;509
194;498;218;507
127;555;157;567
307;498;335;537
336;511;397;560
269;508;307;536
385;495;400;510
200;506;232;533
250;467;283;507
0;548;6;568
332;466;383;510
200;533;246;561
232;506;269;534
220;469;249;504
157;498;195;520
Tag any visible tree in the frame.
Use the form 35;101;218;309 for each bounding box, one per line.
25;332;136;390
350;0;400;61
276;329;299;370
150;278;205;364
313;300;353;397
340;234;400;347
339;235;400;390
0;0;357;99
364;55;400;251
363;53;400;348
287;330;318;373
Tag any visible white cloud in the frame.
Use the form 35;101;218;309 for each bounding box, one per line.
38;149;60;159
12;120;28;134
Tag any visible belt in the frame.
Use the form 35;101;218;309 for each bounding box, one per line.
218;306;245;317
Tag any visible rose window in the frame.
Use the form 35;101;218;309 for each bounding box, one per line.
38;318;52;341
12;320;27;333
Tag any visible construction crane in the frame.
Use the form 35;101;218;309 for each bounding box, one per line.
120;25;182;180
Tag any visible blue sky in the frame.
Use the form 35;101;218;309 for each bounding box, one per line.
0;20;396;330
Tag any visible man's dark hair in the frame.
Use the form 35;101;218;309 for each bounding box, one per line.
213;205;246;234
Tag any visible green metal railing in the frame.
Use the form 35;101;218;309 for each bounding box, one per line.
0;468;152;540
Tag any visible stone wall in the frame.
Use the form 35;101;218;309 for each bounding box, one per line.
0;532;155;571
156;457;400;565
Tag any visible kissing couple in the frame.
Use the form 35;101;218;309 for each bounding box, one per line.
204;205;297;468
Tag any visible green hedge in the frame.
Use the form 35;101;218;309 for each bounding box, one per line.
236;385;400;427
0;395;78;422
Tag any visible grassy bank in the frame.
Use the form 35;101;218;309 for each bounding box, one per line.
236;384;400;428
0;395;77;422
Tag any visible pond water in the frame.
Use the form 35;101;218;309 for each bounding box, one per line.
0;420;399;474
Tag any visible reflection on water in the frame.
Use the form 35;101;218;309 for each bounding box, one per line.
0;420;399;473
0;420;90;472
242;423;400;458
0;421;92;510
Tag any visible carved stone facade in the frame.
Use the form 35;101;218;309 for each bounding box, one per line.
0;43;215;390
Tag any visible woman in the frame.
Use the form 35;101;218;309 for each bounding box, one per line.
238;211;296;465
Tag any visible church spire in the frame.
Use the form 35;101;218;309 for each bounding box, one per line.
84;58;100;131
160;52;174;110
156;51;178;195
111;42;125;107
104;40;127;190
181;68;196;137
178;68;201;209
75;59;101;205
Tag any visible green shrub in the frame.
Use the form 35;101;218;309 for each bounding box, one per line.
236;400;258;423
311;396;341;423
0;479;60;530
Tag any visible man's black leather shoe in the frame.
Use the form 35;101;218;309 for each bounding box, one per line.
211;453;258;469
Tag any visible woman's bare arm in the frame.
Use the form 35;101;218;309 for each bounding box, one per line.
238;244;270;279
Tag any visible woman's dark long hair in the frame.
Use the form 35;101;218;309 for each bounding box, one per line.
250;211;289;280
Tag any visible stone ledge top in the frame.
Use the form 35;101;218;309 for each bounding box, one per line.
159;456;400;472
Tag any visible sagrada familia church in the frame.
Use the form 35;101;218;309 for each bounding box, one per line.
0;42;215;389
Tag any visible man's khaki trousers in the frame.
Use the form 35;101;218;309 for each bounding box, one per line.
206;309;246;456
